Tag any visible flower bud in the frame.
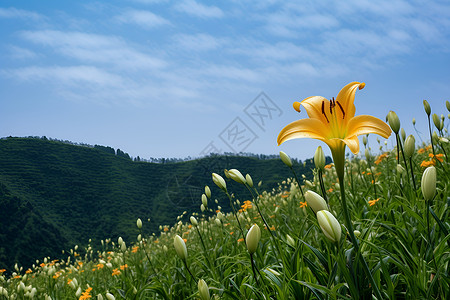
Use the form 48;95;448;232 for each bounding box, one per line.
423;100;431;116
106;293;115;300
215;218;221;226
314;146;325;170
412;118;416;126
304;190;328;214
421;166;436;201
432;113;443;131
216;211;224;220
387;111;400;134
245;224;261;254
286;234;295;247
279;151;293;168
404;135;415;158
204;186;211;199
212;173;226;191
200;204;205;212
97;294;104;300
362;135;367;146
305;180;313;188
201;194;208;208
121;241;126;252
190;216;198;226
400;128;406;143
354;230;361;237
174;235;188;260
136;218;142;229
228;169;246;184
432;131;439;143
198;279;210;300
118;237;123;246
76;287;82;298
317;210;341;243
365;148;370;161
396;164;405;175
245;174;253;187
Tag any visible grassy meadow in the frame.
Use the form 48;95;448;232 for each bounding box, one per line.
0;100;449;299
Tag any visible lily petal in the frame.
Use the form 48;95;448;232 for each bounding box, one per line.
277;118;329;145
342;135;360;154
300;96;330;125
335;82;364;120
347;115;392;139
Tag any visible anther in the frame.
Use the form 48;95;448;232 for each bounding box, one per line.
336;101;345;119
322;101;329;123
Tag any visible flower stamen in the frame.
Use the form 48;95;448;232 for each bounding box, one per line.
322;101;329;123
336;101;345;119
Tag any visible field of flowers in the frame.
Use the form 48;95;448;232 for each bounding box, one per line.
0;83;449;299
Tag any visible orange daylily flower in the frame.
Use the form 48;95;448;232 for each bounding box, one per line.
278;82;391;177
368;198;380;206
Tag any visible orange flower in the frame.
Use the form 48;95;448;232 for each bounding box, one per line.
420;160;435;167
132;246;139;253
120;264;128;270
237;238;244;242
299;201;307;208
96;263;104;269
40;263;46;268
25;268;32;274
324;163;333;169
429;153;444;162
112;268;121;276
368;198;380;206
163;227;169;232
418;148;426;154
230;231;234;235
0;269;6;274
79;287;93;300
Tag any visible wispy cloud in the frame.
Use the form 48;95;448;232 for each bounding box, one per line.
172;33;225;51
0;7;44;21
7;45;38;60
174;0;224;18
19;30;167;71
116;9;171;28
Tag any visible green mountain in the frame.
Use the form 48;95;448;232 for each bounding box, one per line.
0;137;315;271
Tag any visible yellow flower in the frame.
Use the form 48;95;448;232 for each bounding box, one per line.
112;268;121;276
278;82;391;177
368;198;380;206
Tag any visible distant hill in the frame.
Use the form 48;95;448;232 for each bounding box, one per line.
0;137;316;271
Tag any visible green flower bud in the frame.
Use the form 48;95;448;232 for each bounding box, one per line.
432;131;439;143
354;230;361;237
421;166;436;201
246;224;261;254
190;216;198;226
174;235;188;260
433;113;443;131
228;169;246;184
314;146;325;170
106;293;115;300
412;118;416;126
212;173;226;191
404;135;415;158
305;190;328;214
388;111;400;134
136;218;142;229
362;135;368;146
198;279;210;300
365;148;370;161
396;164;405;175
200;204;205;212
423;100;431;116
245;174;253;188
215;218;221;226
201;194;208;208
317;210;341;243
279;151;293;168
446;100;450;112
286;234;296;248
204;186;211;199
400;128;406;143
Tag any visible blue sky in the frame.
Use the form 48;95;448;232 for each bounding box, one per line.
1;0;449;161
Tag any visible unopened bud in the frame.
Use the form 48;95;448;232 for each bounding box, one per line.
245;224;261;254
423;100;431;116
362;135;368;146
365;148;370;161
279;151;293;168
190;216;198;226
106;293;115;300
200;204;205;212
245;174;253;187
201;194;208;208
396;164;405;175
136;218;142;229
317;210;341;243
404;135;415;158
432;113;443;131
388;111;400;134
204;186;211;198
412;118;416;126
174;235;188;260
198;279;210;300
421;166;436;201
400;128;406;143
212;173;226;191
304;190;328;214
228;169;246;184
314;146;325;170
286;234;295;248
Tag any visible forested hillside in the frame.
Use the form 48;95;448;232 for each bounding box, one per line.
0;137;316;270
